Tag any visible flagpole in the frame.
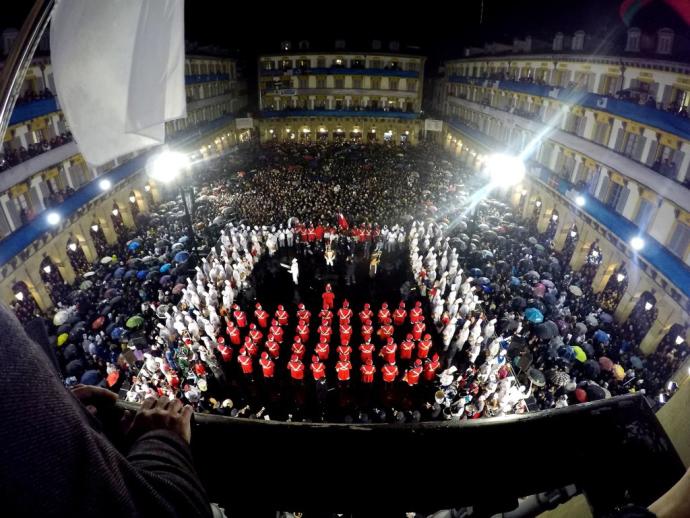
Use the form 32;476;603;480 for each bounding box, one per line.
0;0;54;143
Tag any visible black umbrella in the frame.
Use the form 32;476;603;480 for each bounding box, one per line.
583;359;601;379
535;321;559;339
511;297;527;310
65;359;86;378
580;342;595;357
499;317;519;334
547;370;570;387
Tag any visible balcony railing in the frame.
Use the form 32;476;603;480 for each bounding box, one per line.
0;140;78;194
184;73;230;85
261;67;419;78
260;108;420;119
446;116;690;299
448;75;690;142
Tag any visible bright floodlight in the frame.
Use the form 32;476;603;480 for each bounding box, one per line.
630;236;645;251
99;179;111;191
148;150;190;183
46;212;61;225
68;242;77;251
616;273;626;283
575;195;585;206
15;291;24;301
485;153;525;186
675;335;684;345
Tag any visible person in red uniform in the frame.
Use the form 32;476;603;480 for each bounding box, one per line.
243;337;258;358
393;302;407;326
249;323;263;344
382;360;398;384
339;321;353;346
315;338;330;361
318;320;332;343
335;355;351;383
409;301;423;324
310;355;326;381
291;337;305;360
322;284;335;309
359;303;373;323
377;303;391;325
361;319;373;342
360;359;376;384
296;319;310;343
359;339;375;363
275;305;289;326
399;334;415;361
412;319;426;341
227;321;241;345
288;354;304;382
380;337;397;364
337;300;352;325
270;320;284;343
417;334;432;359
403;359;423;386
318;306;333;325
266;335;280;359
233;304;247;328
259;352;275;379
193;361;206;377
217;341;233;363
255;304;269;328
423;353;441;381
238;348;253;376
296;303;311;324
307;225;316;243
378;320;394;342
336;343;351;361
315;224;324;241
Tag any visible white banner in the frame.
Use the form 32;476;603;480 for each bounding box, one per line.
425;119;443;132
235;118;254;129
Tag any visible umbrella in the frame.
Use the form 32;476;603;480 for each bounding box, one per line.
580;342;595;357
53;310;69;326
600;312;614;324
524;270;540;281
510;276;521;286
574;388;588;402
527;367;546;387
107;370;121;387
91;316;106;330
142;256;158;264
572;346;587;363
83;271;96;278
582;382;607;401
568;285;583;297
137;270;148;280
535;321;559;339
127;241;141;251
80;280;93;290
585;314;598;327
533;283;546;298
583;359;601;378
593;329;610;344
511;297;527;310
174;251;190;263
528;237;538;245
110;327;125;340
212;216;225;226
612;364;625;380
160;263;172;273
57;333;69;347
469;268;483;277
599;357;614;371
126;315;144;329
171;242;184;252
630;356;643;369
172;283;185;294
114;267;126;279
80;370;102;386
547;370;570;387
575;322;588;335
541;279;555;289
65;359;86;378
156;305;170;319
100;256;113;264
477;277;490;285
524;307;544;324
534;243;545;253
160;275;173;286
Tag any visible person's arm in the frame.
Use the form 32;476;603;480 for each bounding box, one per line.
0;304;211;517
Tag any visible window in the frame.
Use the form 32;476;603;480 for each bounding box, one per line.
389;78;399;90
317;57;326;67
593;122;610;146
335;77;344;89
370;59;382;69
657;29;674;55
371;77;381;90
625;28;641;52
668;221;690;258
317;77;326;89
407;79;417;92
634;199;655;228
281;59;292;70
353;77;362;89
605;182;624;211
407;62;418;72
298;77;308;89
621;132;639;158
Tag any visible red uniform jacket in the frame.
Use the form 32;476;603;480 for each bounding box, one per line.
336;360;351;381
399;340;415;360
238;355;253;374
260;358;275;378
412;322;426;341
360;364;375;383
255;310;269;328
378;309;391;324
297;309;311;323
361;324;373;341
288;360;304;380
310;362;326;380
249;329;263;343
424;360;440;381
228;327;241;345
234;310;247;328
218;344;233;362
271;325;284;343
339;325;352;345
245;341;258;358
275;310;289;326
315;342;329;361
318;325;332;342
319;309;333;323
359;342;375;363
381;343;397;364
336;345;351;359
296;325;310;343
410;308;423;323
403;366;422;386
322;292;335;309
359;309;373;322
382;364;398;382
379;325;394;340
291;342;305;359
417;340;432;359
266;340;280;359
337;308;352;324
393;309;407;326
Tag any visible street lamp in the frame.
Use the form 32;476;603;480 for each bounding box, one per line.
46;212;61;225
99;179;111;191
43;265;51;274
129;194;137;204
575;195;585;206
15;291;24;301
91;223;99;232
616;273;626;283
68;242;77;252
630;236;645;251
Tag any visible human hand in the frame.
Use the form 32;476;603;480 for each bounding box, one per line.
71;384;118;416
127;396;193;444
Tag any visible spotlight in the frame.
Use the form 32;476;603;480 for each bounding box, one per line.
675;335;684;345
91;224;99;232
148;150;190;183
144;183;151;192
644;301;653;311
591;250;600;259
46;212;61;225
485;153;526;186
99;179;112;191
552;214;559;222
269;129;274;134
129;195;136;204
658;393;666;404
68;242;77;251
14;291;24;301
616;273;626;283
630;236;645;251
521;189;527;196
43;265;52;274
570;230;577;238
575;195;585;206
535;200;542;208
112;208;119;217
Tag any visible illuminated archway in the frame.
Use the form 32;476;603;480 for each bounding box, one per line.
562;224;579;265
627;291;658;343
599;264;628;312
66;235;90;274
11;281;39;324
39;256;67;303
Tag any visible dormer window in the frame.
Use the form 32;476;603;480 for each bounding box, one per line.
572;30;585;51
657;28;674;55
626;28;641;52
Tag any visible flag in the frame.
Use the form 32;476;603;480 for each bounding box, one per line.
619;0;655;25
337;213;349;230
50;0;186;166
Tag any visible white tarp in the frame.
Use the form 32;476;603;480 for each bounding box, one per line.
50;0;186;166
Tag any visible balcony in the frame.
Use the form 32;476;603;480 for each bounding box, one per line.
262;86;417;98
261;67;419;78
260;108;420;120
447;95;690;210
186;92;235;111
448;75;690;142
184;73;230;84
9;96;60;126
0;140;79;194
445;117;690;299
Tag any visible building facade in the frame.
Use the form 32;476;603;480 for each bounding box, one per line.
257;45;425;144
434;27;690;359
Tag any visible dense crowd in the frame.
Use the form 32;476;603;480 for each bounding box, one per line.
16;139;686;424
0;131;74;171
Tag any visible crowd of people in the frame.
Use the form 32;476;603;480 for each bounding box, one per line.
0;131;74;171
14;138;686;425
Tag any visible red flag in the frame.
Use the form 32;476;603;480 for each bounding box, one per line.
337;213;349;230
